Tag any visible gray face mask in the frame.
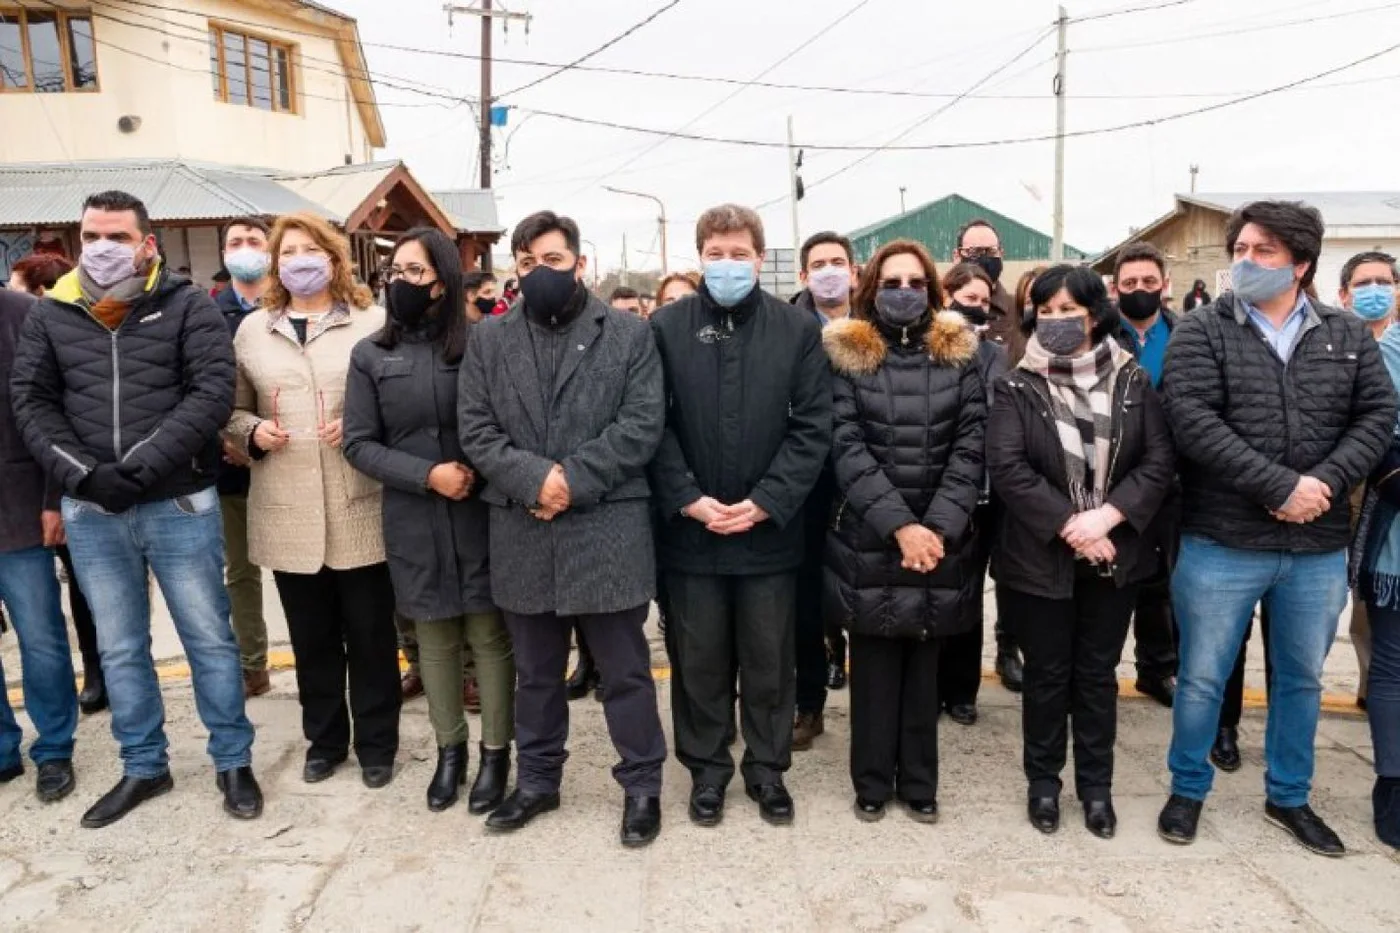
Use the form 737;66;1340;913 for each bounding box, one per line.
1036;315;1089;356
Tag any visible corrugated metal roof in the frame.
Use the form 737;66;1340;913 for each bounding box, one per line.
846;193;1086;263
1182;192;1400;228
431;189;504;234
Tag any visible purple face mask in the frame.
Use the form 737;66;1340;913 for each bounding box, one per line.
80;238;140;288
808;265;852;307
278;254;332;298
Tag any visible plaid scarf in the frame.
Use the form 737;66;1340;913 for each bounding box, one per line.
1019;335;1131;510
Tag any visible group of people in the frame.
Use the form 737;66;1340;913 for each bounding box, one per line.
1;189;1398;858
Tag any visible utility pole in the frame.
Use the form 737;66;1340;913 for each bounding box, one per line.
1051;5;1068;262
444;2;532;190
1189;164;1199;193
604;186;668;276
899;186;907;214
787;115;801;253
621;233;629;288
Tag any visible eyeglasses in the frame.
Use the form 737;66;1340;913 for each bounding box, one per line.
384;263;434;285
879;277;928;290
271;387;327;438
958;247;1002;259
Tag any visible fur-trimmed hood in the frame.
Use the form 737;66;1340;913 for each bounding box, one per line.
822;311;979;376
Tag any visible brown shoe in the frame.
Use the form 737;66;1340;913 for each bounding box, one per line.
791;711;824;751
243;669;271;699
464;676;482;714
401;671;424;700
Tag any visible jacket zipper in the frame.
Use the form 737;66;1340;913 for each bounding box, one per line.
1105;367;1137;487
109;332;122;459
121;428;161;463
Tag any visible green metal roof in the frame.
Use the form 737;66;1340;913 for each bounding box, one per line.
846;193;1087;264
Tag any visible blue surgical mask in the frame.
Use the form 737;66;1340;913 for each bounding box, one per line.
1351;283;1396;321
224;248;271;284
703;259;757;308
1231;258;1296;306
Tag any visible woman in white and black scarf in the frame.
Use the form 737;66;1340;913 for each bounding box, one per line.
986;264;1175;841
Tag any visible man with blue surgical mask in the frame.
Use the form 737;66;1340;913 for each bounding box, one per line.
650;204;832;828
1158;202;1398;857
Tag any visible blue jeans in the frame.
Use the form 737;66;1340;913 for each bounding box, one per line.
1367;606;1400;778
1169;535;1347;807
61;487;253;777
0;546;77;768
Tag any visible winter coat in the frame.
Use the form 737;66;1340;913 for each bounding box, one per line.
226;305;387;574
987;354;1175;600
10;265;234;505
458;292;665;616
983;280;1026;365
1183;288;1211;312
1161;293;1396;553
0;289;57;553
649;282;833;575
822;312;987;639
214;285;260;497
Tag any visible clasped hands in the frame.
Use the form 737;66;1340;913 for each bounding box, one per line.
1060;504;1125;565
894;524;944;573
252;418;343;452
428;462;476;501
1271;475;1331;524
684;496;769;535
531;464;571;521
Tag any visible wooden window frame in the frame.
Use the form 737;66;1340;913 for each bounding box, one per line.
209;21;296;115
0;6;101;94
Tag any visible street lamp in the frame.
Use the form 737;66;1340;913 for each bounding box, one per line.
604;186;668;276
581;238;601;288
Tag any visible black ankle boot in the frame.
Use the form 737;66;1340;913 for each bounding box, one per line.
78;661;108;715
1374;776;1400;849
427;743;467;812
566;650;598;701
468;744;511;815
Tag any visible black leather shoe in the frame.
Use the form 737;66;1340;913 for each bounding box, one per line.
302;755;346;784
565;651;599;701
1210;727;1242;772
996;651;1024;693
854;797;886;822
1157;794;1203;845
903;799;939;824
946;703;978;726
485;787;561;832
36;760;75;803
1028;796;1060;834
81;773;174;828
1083;798;1116;839
78;664;108;715
468;744;510;815
427;743;467;812
0;761;23;783
826;661;847;691
1135;675;1176;709
621;795;661;847
1374;776;1400;849
1265;802;1345;857
689;783;725;827
747;782;795;826
361;765;394;789
217;766;263;820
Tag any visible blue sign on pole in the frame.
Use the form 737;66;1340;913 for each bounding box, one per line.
490;106;509;128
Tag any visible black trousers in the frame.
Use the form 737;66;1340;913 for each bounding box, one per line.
849;632;941;802
56;544;100;674
994;584;1018;655
1132;563;1178;680
938;504;995;706
1221;608;1273;729
795;531;828;715
274;563;400;767
667;571;796;788
1004;577;1138;801
504;604;666;796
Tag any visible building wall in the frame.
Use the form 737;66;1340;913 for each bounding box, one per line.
848;194;1088;265
0;0;373;172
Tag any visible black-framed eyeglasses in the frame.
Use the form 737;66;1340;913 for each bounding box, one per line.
879;277;928;290
958;246;1002;259
384;263;434;285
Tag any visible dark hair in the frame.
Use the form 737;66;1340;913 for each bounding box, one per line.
696;203;766;254
610;286;640;301
1114;241;1167;278
1340;250;1399;290
9;252;75;293
212;269;231;283
82;190;151;235
955;217;999;249
221;216;271;249
463;270;497;292
374;227;466;363
941;262;994;299
1023;264;1120;343
1014;265;1047;313
852;238;944;320
1224;200;1325;289
800;230;854;270
510;210;581;258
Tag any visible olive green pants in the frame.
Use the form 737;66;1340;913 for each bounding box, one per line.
417;611;515;748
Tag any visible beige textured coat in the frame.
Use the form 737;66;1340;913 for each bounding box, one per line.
228;305;386;573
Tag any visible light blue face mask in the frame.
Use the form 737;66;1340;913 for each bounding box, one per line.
1351;283;1397;321
1231;258;1297;305
703;259;757;308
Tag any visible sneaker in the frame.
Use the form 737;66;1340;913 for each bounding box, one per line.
791;711;825;751
1264;802;1345;857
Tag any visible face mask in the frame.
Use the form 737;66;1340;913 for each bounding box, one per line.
807;265;851;307
1118;289;1162;322
519;264;580;325
224;248;270;284
874;287;928;328
703;259;757;308
1351;283;1396;321
279;254;332;299
949;301;989;327
387;279;438;328
80;239;140;289
1036;315;1089;356
972;254;1003;284
474;296;498;317
1231;258;1296;306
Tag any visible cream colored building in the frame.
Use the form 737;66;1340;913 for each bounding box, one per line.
0;0;385;172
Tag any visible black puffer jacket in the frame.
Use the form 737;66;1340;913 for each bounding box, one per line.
9;266;235;503
823;312;986;639
1161;293;1396;552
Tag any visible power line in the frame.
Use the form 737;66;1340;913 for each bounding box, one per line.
1075;0;1400;53
1067;0;1202;25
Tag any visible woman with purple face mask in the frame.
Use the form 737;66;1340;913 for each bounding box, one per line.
225;213;401;790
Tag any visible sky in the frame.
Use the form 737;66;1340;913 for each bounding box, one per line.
332;0;1400;272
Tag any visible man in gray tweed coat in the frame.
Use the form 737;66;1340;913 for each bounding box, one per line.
459;210;668;847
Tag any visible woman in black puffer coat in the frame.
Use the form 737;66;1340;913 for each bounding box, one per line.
823;239;986;824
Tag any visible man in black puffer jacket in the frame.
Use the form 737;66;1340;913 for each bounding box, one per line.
10;190;261;829
1158;200;1397;857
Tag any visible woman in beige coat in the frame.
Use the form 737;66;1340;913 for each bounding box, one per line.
227;212;400;789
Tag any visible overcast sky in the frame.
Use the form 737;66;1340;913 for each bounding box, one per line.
333;0;1400;271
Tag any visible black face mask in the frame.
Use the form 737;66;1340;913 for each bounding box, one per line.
1118;289;1162;322
520;265;581;327
972;254;1003;284
387;280;438;328
474;296;497;317
950;301;989;326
